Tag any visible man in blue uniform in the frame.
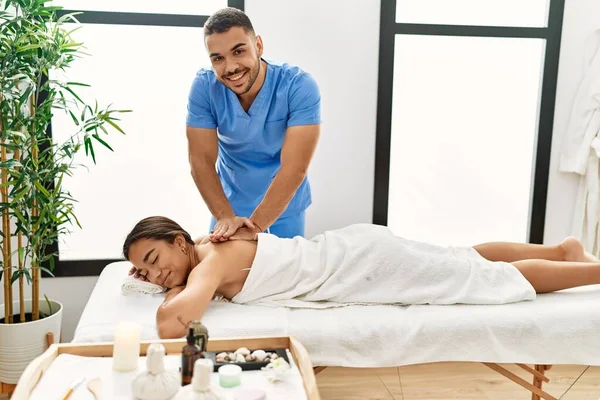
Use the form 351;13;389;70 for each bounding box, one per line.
186;7;321;242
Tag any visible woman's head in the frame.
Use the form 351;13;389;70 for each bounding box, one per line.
123;216;195;288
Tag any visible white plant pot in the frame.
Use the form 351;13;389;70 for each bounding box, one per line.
0;299;63;384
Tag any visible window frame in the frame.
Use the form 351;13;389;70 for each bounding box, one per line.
372;0;565;244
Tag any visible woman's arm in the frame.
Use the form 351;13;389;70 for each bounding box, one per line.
155;260;221;339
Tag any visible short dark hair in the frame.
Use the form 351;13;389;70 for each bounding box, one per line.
204;7;255;37
122;216;194;260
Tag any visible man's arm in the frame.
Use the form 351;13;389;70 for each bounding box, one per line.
185;74;254;240
250;124;320;230
249;71;321;231
188;127;256;240
187;127;234;221
155;260;221;339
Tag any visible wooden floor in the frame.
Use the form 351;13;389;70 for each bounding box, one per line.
315;363;600;400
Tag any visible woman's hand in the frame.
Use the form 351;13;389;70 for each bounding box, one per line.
210;216;256;242
128;266;148;281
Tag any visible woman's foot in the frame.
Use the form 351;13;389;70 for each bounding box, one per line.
559;236;600;262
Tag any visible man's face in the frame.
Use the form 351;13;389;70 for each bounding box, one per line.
205;26;263;95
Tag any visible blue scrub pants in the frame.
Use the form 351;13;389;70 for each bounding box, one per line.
209;211;306;238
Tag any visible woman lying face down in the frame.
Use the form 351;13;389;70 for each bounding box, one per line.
124;216;600;340
124;216;260;338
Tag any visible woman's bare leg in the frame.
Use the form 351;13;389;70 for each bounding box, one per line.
473;237;599;263
513;259;600;293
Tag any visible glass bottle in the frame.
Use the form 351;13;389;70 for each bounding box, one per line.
181;327;202;386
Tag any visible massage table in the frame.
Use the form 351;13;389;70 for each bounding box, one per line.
73;261;600;400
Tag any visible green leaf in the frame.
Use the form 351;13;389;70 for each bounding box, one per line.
0;159;21;168
67;110;79;126
16;43;43;52
56;11;83;24
8;130;26;140
48;255;55;271
13;209;27;227
92;133;113;151
84;137;96;163
67;81;90;87
18;85;34;105
105;118;125;135
44;293;53;315
11;269;21;284
63;86;84;104
23;268;31;284
64;25;83;37
38;266;55;277
34;180;51;197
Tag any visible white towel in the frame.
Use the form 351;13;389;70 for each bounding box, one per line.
121;275;167;295
231;224;536;308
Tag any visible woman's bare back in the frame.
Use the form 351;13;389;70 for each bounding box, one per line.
194;239;259;300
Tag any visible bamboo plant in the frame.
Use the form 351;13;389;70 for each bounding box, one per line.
0;0;129;324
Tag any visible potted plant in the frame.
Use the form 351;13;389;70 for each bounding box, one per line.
0;0;129;386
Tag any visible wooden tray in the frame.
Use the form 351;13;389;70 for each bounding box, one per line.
10;335;320;400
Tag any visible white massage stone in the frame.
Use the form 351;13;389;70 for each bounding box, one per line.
251;350;266;362
174;359;225;400
131;343;180;400
234;347;250;356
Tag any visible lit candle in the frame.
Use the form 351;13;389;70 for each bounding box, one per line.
112;321;141;372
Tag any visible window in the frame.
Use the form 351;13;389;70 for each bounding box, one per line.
396;0;550;27
374;0;564;246
51;23;214;261
387;35;545;246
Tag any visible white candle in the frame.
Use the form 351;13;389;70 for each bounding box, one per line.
112;321;141;372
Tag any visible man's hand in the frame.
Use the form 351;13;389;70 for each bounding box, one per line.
229;227;259;241
209;216;257;242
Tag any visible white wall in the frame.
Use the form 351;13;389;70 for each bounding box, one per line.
544;0;600;245
1;0;596;343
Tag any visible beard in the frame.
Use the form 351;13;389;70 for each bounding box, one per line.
224;57;261;95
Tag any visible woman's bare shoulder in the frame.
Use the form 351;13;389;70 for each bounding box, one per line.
197;240;258;273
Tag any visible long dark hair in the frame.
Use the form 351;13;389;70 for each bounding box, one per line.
122;216;194;260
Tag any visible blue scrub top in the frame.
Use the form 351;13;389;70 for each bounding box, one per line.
186;58;321;219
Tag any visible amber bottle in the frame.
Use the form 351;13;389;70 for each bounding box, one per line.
181;327;202;386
